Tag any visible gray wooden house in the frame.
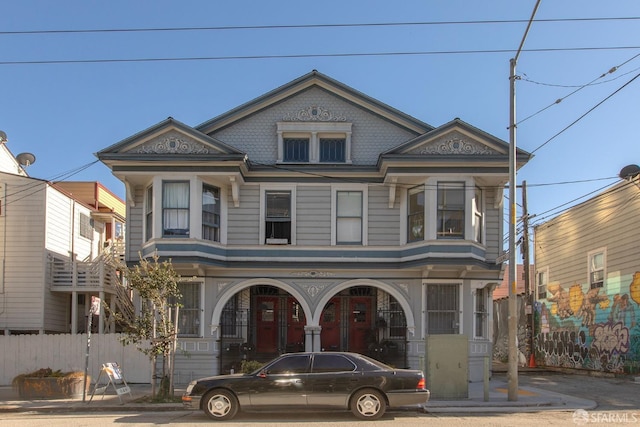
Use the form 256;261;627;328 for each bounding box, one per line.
97;70;531;385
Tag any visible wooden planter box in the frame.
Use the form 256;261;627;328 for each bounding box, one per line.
15;375;90;399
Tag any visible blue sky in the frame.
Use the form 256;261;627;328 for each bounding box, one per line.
0;0;638;232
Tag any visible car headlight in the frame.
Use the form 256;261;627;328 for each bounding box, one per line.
185;380;197;395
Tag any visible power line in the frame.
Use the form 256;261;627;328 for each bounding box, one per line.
529;71;640;154
1;17;638;36
1;46;639;66
516;52;640;126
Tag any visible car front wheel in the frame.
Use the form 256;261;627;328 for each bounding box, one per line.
351;388;386;420
202;389;239;421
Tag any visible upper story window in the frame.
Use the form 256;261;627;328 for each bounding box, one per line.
265;190;291;244
145;186;153;241
537;268;548;299
163;181;190;237
589;249;606;289
437;182;465;239
408;187;424;242
283;138;309;162
473;187;483;243
336;191;362;245
277;120;352;164
79;213;93;240
319;138;346;162
202;184;220;242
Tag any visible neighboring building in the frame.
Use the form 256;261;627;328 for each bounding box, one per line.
493;264;532;300
0;137;131;335
533;178;640;374
97;70;531;383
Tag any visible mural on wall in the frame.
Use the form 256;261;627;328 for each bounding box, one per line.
534;272;640;374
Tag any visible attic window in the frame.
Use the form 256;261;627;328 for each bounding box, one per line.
277;122;352;164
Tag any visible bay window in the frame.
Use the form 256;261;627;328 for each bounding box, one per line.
202;184;220;242
437;182;465;239
408;187;424;242
163;181;189;237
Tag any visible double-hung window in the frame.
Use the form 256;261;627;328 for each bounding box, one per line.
589;249;605;289
437;182;465;239
265;191;291;244
336;191;362;244
473;187;483;243
163;181;189;237
408;187;424;242
145;186;153;241
537;268;548;299
202;184;220;242
474;288;488;339
175;282;201;337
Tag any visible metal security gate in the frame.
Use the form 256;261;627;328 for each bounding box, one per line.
219;286;305;374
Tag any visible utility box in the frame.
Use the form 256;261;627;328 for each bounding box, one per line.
425;334;469;399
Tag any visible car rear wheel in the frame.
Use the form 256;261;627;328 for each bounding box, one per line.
203;389;239;421
351;388;386;420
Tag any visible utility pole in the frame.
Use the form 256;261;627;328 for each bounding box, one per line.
522;181;533;367
508;0;541;401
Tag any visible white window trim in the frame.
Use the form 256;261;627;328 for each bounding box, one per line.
471;285;489;340
587;247;607;289
277;122;352;164
177;281;204;338
259;184;297;245
425;176;476;240
152;176;199;240
536;266;549;300
197;179;228;244
472;186;485;244
330;184;368;246
422;280;463;337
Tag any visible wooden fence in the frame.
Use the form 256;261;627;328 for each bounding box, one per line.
0;334;151;386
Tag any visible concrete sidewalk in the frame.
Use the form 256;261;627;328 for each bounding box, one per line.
0;373;597;414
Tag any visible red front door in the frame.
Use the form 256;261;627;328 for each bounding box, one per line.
286;298;305;352
256;296;278;353
320;298;341;351
349;298;372;354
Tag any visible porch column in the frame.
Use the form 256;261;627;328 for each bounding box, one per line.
71;291;78;334
304;325;321;352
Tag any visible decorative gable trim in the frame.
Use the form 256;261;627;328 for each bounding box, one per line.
411;131;499;156
283;105;347;122
133;132;212;155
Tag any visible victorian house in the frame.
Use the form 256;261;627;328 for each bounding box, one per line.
97;70;531;385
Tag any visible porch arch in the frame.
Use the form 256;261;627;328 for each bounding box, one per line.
210;278;312;337
311;279;416;335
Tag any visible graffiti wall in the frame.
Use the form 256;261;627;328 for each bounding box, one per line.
534;272;640;374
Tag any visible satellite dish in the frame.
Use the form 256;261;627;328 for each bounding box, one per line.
619;164;640;181
16;152;36;168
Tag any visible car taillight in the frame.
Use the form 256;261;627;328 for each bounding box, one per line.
417;378;426;390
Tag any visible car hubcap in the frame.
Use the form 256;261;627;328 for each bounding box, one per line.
208;395;231;417
357;394;380;416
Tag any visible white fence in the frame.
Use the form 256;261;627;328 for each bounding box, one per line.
0;334;151;386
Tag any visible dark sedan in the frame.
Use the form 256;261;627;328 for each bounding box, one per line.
182;351;430;420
